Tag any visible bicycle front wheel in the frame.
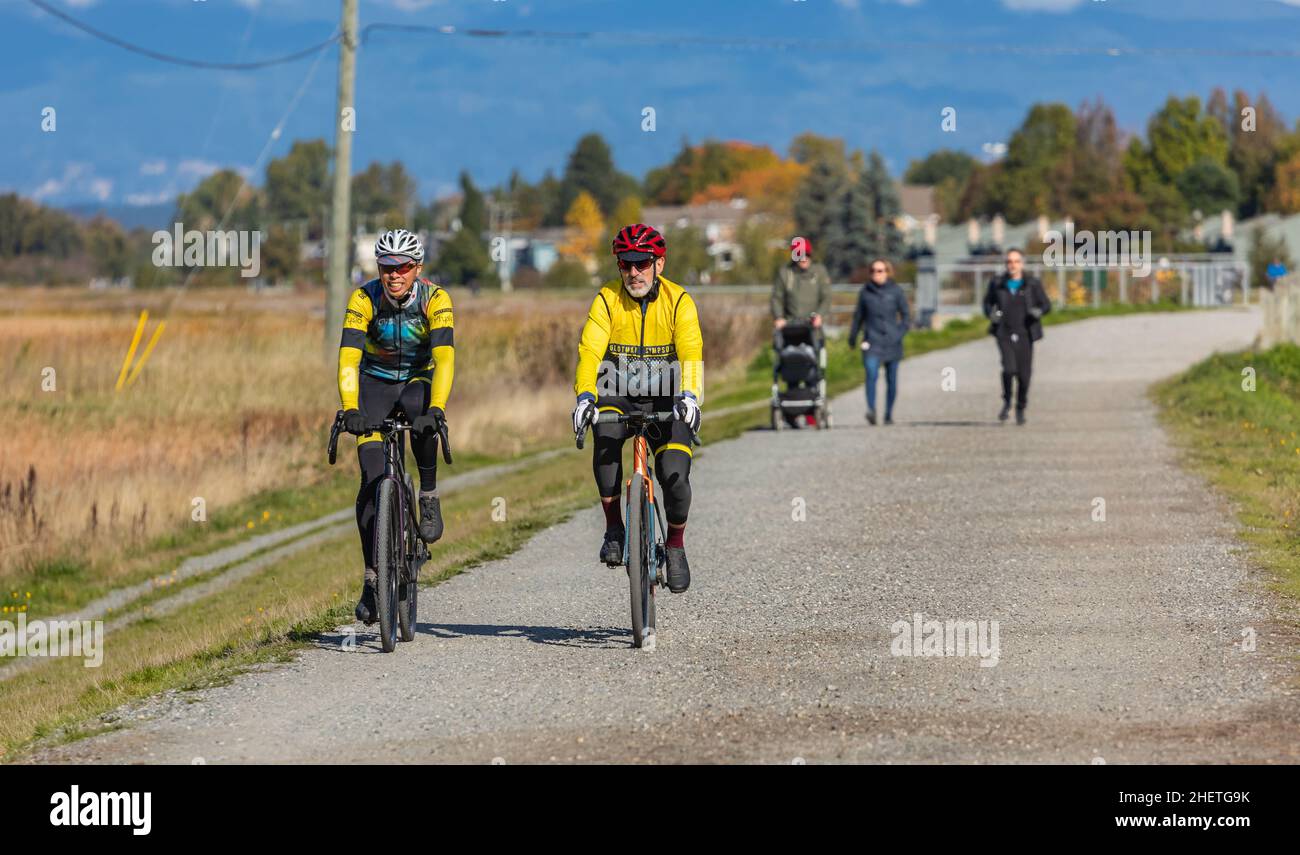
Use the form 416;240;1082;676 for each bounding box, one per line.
398;475;418;643
627;473;656;650
374;477;401;653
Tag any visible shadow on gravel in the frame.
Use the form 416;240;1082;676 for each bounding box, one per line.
421;623;632;649
899;420;1000;428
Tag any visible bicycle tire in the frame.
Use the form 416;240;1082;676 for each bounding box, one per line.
627;473;655;649
374;477;400;653
398;474;418;643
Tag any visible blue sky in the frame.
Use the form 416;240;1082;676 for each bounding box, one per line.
5;0;1300;211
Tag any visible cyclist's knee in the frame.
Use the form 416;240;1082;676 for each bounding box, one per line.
357;443;385;488
655;449;692;524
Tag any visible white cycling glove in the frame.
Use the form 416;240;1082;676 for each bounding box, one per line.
674;392;701;433
573;393;596;435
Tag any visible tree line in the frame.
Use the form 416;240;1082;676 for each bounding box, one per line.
8;87;1300;287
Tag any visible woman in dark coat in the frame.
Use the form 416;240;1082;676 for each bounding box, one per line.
848;259;910;425
982;248;1051;425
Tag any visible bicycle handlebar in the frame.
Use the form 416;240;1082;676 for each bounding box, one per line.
575;410;699;450
327;409;453;465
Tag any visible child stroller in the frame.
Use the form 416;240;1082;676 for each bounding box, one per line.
770;320;831;430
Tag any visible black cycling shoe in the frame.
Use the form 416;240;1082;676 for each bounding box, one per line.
665;546;690;593
354;580;378;625
600;527;625;566
418;494;443;543
998;402;1011;422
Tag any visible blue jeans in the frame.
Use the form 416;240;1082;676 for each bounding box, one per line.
863;354;899;416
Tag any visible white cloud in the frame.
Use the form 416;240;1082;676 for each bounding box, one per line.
140;160;167;176
1000;0;1084;11
31;162;89;200
88;178;113;201
176;158;220;178
30;162;112;202
126;189;176;206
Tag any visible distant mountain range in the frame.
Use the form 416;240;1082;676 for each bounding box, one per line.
61;202;175;232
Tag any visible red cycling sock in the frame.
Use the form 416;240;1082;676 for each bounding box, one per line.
666;523;685;549
602;497;623;531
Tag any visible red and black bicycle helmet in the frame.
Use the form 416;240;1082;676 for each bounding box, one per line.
611;223;666;261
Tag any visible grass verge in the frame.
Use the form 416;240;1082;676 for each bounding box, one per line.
1154;342;1300;601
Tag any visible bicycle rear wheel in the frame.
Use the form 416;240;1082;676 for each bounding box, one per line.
374;477;401;653
627;473;656;649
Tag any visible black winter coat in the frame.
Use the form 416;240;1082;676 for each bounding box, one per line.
982;273;1051;343
848;279;910;362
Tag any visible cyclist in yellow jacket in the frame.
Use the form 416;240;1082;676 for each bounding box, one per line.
338;228;454;624
572;224;703;593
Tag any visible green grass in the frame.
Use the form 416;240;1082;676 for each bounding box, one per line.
1154;342;1300;601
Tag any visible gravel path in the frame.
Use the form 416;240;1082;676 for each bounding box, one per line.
30;307;1300;764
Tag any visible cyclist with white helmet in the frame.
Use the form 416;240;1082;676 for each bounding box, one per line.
337;228;455;625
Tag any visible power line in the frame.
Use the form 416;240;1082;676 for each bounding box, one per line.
29;0;1300;69
26;0;340;70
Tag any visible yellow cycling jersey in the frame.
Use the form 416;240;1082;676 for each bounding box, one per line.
337;278;455;411
575;275;703;403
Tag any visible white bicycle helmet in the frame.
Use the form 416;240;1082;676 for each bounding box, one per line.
375;228;425;264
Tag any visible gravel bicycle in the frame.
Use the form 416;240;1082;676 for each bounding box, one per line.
577;409;697;650
329;409;452;653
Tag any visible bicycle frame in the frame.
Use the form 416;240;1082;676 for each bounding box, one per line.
625;430;667;577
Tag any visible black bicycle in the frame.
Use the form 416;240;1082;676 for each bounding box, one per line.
577;410;697;650
329;410;452;653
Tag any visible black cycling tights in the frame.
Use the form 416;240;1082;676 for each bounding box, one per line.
355;375;439;568
592;417;693;526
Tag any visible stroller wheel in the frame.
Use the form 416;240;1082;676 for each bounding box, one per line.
771;406;784;431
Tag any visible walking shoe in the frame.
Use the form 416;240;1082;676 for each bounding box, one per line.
418;493;443;543
355;572;378;625
665;546;690;593
884;413;894;425
600;527;625;566
866;409;877;425
1015;407;1026;425
998;402;1011;422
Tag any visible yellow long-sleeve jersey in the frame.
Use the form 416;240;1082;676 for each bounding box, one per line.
337;278;454;411
575;275;703;403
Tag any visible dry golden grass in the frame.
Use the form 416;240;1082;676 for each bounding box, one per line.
0;284;765;585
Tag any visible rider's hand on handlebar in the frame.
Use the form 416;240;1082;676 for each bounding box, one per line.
412;407;445;436
573;393;596;436
343;408;367;436
673;392;701;433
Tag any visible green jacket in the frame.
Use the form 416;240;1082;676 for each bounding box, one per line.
771;262;832;321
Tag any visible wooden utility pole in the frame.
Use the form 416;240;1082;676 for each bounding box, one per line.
325;0;358;362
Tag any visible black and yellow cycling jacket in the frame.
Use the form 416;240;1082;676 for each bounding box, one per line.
337;278;455;410
575;274;703;403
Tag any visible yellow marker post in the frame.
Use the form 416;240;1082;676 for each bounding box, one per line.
115;310;149;392
125;320;166;388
